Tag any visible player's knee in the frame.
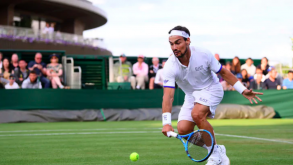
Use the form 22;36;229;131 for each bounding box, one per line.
177;124;193;135
191;112;205;124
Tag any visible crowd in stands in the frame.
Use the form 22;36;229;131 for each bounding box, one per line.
217;55;293;90
113;53;293;91
0;52;67;89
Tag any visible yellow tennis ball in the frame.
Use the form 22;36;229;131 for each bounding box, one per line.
130;152;139;161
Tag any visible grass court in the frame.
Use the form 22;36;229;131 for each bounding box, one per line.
0;119;293;165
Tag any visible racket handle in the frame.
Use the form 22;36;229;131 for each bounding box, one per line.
167;131;178;138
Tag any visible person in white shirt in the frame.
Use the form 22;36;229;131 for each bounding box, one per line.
154;60;166;88
5;75;19;89
161;26;263;165
240;58;256;77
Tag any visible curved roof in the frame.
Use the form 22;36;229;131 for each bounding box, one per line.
0;0;107;30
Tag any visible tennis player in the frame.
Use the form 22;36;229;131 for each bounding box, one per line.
161;26;263;165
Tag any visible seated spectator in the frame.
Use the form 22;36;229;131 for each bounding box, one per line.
11;53;19;70
149;57;162;89
28;53;50;88
241;58;256;77
254;67;266;82
14;60;29;86
263;67;281;90
46;54;64;89
221;80;233;91
225;61;231;71
1;58;14;80
231;56;241;75
236;73;248;87
0;52;3;69
5;74;19;89
21;70;42;89
241;69;250;87
154;60;166;89
282;70;293;89
257;57;270;76
113;54;135;88
250;73;264;90
133;55;149;89
0;73;9;87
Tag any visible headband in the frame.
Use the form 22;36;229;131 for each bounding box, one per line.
169;30;190;38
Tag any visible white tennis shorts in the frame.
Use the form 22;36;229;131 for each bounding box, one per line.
178;82;224;123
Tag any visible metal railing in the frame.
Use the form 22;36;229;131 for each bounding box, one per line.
0;25;104;48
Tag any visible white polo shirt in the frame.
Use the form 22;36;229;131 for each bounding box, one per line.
163;46;222;95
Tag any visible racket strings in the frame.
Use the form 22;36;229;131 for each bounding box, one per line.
187;131;212;161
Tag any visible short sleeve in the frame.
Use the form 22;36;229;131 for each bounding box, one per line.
207;51;222;73
28;61;34;68
162;63;175;88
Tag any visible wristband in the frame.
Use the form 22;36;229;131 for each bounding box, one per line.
233;81;246;94
162;112;171;126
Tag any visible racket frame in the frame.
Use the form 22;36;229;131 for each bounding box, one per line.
167;129;214;162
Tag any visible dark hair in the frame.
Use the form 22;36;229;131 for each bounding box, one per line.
262;57;268;62
288;70;293;74
247;57;253;61
241;69;249;79
30;70;37;74
2;57;13;72
168;26;190;41
231;56;241;74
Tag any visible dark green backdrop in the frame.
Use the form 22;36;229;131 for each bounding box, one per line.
0;89;292;118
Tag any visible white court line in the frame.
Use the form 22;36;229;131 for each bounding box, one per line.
0;131;159;137
0;128;161;133
0;130;292;145
215;133;293;144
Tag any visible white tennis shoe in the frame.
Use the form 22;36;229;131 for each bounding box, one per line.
205;157;222;165
206;145;222;165
218;145;230;165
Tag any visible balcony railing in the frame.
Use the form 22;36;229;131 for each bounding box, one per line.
0;25;104;48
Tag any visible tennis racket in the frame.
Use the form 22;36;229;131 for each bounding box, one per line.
167;129;214;162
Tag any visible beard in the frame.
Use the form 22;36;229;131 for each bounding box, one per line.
173;45;188;58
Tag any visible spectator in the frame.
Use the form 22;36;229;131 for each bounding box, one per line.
0;52;3;69
241;58;256;77
46;54;64;89
235;73;248;87
11;53;19;70
282;70;293;89
254;67;266;82
28;53;50;88
263;67;281;90
14;60;29;86
113;54;135;88
21;70;42;89
231;56;241;75
133;55;149;89
154;60;166;89
5;74;19;89
42;23;50;36
257;57;270;75
149;57;162;89
241;69;250;87
221;80;233;91
225;61;231;72
250;73;264;90
1;58;14;80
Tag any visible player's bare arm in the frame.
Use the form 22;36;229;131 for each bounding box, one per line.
161;87;175;136
219;67;263;104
